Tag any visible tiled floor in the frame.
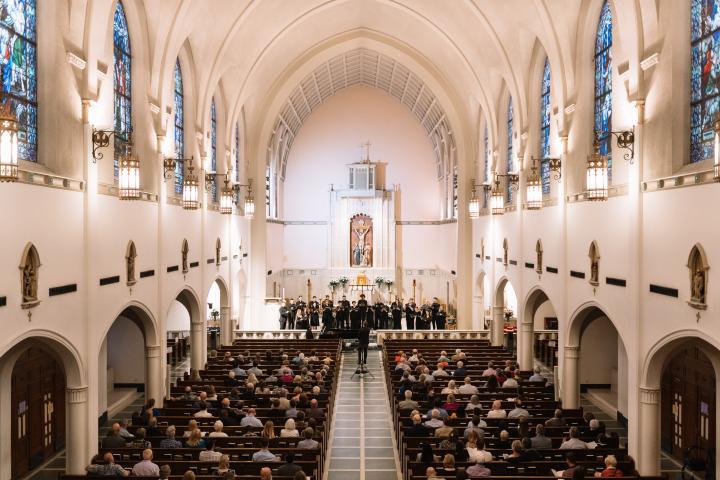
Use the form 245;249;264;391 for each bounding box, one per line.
325;349;402;480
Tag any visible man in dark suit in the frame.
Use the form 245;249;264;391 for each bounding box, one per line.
357;293;368;324
392;299;403;329
279;301;289;330
431;297;441;330
350;302;361;330
339;295;350;329
288;299;297;329
405;299;416;330
321;296;334;330
358;321;371;365
406;413;430;438
309;296;320;327
436;305;447;330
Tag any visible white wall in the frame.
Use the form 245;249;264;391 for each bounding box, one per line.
533;300;557;330
167;300;191;332
106;317;145;385
579;317;618;386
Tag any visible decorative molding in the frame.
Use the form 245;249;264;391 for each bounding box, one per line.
67;387;88;404
15;169;84;192
567;183;627;203
564;345;580;359
642;168;715;193
639;387;660;405
145;345;161;358
66;52;87;70
98;183;158;202
640;53;660;71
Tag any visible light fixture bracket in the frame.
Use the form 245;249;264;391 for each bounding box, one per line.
611;126;635;163
91;128;116;163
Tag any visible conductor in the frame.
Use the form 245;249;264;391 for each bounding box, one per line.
358;321;371;365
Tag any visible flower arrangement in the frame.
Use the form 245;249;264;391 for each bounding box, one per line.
504;309;514;321
374;276;386;288
385;280;394;289
328;280;340;291
337;276;350;287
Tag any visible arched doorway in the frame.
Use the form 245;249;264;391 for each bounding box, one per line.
520;288;558;370
206;278;229;350
492;278;517;347
172;288;203;372
641;334;720;476
0;333;87;479
99;305;160;422
473;271;491;331
563;304;628;415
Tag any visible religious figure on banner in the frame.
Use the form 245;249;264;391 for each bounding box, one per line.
350;215;373;267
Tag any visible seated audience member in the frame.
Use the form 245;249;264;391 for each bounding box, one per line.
443;393;460;412
531;424;553;449
417;443;442;464
506;440;525;463
184;429;207;448
260;467;273;480
194;401;213;418
594;455;623;477
127;428;151;448
545;408;567;427
433;363;450;377
560;427;588;449
240;407;264;428
426;466;447;480
183;419;203;438
441;453;457;475
183;470;196;480
280;418;300;437
399;389;419;411
213;455;233;477
199;442;222;462
285;399;299;418
453;439;470;462
262;420;276;439
453;361;468;378
439;430;459;450
486;399;507;418
529;367;545;382
131;449;160;477
424;409;445;428
553;453;582;478
159;426;183;448
276;453;303;476
502;371;519;388
117;420;134;439
145;416;162;437
481;362;496;377
408;413;431;437
297;427;319;449
466;459;491;477
466;437;493;463
520;437;543;461
507;398;529;419
208;420;228;437
464;416;486;439
159;464;171;480
306;399;324;419
252;437;279;462
101;423;127;449
496;430;512;449
459;377;479;395
442;380;459;394
85;452;129;477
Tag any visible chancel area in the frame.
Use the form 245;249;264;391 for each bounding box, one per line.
0;1;718;480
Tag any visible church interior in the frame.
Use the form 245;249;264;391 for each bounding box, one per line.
0;1;718;479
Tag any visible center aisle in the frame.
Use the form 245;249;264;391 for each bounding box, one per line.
325;349;402;480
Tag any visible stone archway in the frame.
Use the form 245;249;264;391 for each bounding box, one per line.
492;277;517;347
171;287;202;372
206;277;230;349
520;287;558;370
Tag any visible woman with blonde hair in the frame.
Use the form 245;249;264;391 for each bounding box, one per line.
262;420;276;439
213;455;232;476
247;372;259;386
183;419;201;438
280;418;299;437
441;380;459;394
208;420;228;437
184;428;206;448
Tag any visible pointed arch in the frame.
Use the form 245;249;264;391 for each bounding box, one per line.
125;240;137;286
588;240;600;286
688;242;709;309
19;243;41;306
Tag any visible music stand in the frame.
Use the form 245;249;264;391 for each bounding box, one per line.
351;362;375;380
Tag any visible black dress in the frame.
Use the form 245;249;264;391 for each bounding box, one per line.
392;303;402;329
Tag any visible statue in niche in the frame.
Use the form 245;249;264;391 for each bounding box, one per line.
126;241;137;286
480;238;485;261
536;240;543;275
19;243;40;307
688;244;709;309
181;239;189;274
350;214;373;267
503;239;508;267
216;238;221;267
589;241;600;286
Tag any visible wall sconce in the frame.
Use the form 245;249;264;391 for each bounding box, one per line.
526;162;542;210
611;127;635;163
490;178;504;215
204;171;215;191
234;178;255;219
532;156;562;181
118;139;140;200
182;158;200;210
163;155;194;181
0;95;19;182
91;128;120;163
219;175;234;215
468;180;481;218
586;133;608;201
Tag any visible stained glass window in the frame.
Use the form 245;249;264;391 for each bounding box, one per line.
265;164;271;217
234;124;239;183
173;60;184;194
594;0;612;183
113;0;131;177
0;0;36;163
210;98;217;201
507;97;514;203
691;0;720;163
540;58;551;195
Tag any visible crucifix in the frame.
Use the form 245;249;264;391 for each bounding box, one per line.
361;141;371;162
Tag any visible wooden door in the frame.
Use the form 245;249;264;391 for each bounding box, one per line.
661;345;716;462
11;348;66;479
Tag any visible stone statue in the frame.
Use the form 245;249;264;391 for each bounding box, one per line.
126;249;136;285
691;268;706;304
361;244;372;267
22;262;37;303
216;239;221;266
182;241;189;273
590;259;599;285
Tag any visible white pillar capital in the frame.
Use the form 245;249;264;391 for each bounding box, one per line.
191;322;204;332
145;345;161;358
564;345;580;359
639;386;660;405
66;386;88;404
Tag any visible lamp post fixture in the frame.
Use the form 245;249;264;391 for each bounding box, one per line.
586;133;608;201
526;161;542;210
0;94;19;182
182;158;200;210
219;174;234;214
117;139;141;200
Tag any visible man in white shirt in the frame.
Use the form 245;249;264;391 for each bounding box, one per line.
486;399;507;419
507;399;529;419
432;363;449;378
208;420;228;437
467;438;493;463
560;427;588;449
424;409;445;428
502;373;519;388
399;390;419;411
131;449;159;477
458;377;479;395
529;367;545;382
199;445;223;462
241;408;264;428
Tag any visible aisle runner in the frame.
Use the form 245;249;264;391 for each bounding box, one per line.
325;350;401;480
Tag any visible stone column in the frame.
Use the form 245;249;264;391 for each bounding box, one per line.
519;320;534;370
66;387;89;474
190;322;204;371
221;306;232;346
492;306;504;346
145;345;162;404
637;387;661;475
561;346;580;409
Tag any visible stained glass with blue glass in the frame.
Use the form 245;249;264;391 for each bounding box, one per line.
540;58;551;195
174;60;184;194
0;0;37;162
507;97;514;203
113;0;131;177
690;0;720;163
594;0;612;183
210;98;217;202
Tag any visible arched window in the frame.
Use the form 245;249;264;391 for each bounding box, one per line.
173;60;184;194
594;0;612;183
0;0;37;163
506;96;514;203
113;0;131;178
540;58;551;195
691;0;720;163
234;124;240;182
210;98;217;201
